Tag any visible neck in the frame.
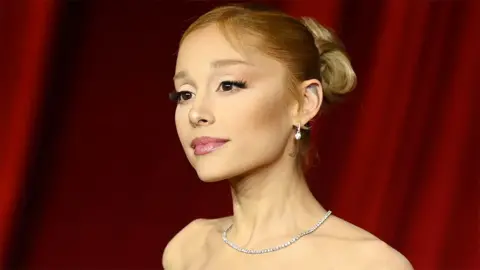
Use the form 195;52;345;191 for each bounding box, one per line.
227;156;326;248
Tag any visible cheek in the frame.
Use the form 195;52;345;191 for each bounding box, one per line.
247;93;290;133
225;92;292;153
174;107;191;149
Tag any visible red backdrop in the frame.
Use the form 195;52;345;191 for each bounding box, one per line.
1;0;479;269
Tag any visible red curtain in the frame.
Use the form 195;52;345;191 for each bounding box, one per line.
0;0;58;265
1;0;478;269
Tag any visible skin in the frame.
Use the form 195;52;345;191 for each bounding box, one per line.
164;24;413;270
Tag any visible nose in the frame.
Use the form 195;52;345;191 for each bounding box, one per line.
188;106;215;127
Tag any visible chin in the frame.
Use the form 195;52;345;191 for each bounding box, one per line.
196;170;227;183
191;155;248;183
186;143;281;183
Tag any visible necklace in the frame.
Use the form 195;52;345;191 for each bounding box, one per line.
222;210;332;255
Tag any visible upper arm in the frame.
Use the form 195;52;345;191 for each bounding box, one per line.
363;241;414;270
162;219;207;270
377;251;413;270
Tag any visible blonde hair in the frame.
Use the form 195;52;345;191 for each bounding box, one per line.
180;4;356;170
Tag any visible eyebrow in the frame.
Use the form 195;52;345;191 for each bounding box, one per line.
173;59;252;81
211;59;252;69
173;70;188;81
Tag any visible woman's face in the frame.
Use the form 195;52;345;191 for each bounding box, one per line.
173;24;297;182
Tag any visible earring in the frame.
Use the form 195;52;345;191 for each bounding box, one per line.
294;124;302;140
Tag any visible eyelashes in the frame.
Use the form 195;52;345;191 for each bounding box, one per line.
218;80;247;91
169;80;248;104
168;91;193;103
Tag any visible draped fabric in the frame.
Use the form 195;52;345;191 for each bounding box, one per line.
1;0;478;269
0;0;58;265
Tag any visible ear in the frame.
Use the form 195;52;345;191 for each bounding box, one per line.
294;79;323;128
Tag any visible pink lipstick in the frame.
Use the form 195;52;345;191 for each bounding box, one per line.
191;136;229;155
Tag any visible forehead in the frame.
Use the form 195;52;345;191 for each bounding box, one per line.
175;24;282;74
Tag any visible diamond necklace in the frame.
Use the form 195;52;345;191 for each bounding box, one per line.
222;210;332;255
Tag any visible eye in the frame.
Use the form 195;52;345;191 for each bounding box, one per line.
218;80;248;92
169;90;195;103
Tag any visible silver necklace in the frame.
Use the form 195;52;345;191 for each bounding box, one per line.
222;210;332;255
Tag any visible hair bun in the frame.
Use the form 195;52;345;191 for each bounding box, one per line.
301;17;357;103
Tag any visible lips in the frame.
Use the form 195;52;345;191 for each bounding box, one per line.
191;136;229;155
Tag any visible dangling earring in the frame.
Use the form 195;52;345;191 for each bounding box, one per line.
294;124;302;140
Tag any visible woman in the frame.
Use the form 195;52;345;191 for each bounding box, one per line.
163;3;412;270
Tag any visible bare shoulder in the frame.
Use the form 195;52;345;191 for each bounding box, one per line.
162;217;231;270
162;219;210;269
313;215;413;269
360;240;414;270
